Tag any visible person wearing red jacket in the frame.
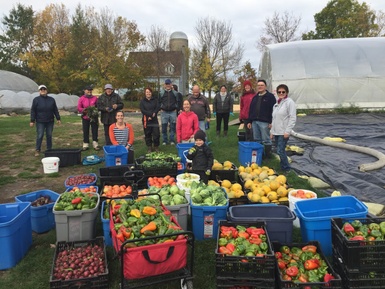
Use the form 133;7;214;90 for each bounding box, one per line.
177;99;199;143
77;85;100;151
239;80;255;141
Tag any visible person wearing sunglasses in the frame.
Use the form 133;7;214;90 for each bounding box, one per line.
246;79;276;157
270;84;296;174
30;85;61;157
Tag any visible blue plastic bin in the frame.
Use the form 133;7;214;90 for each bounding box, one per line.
0;202;32;270
238;141;264;166
103;145;128;167
64;173;98;189
15;190;60;233
176;143;194;165
191;201;229;241
294;196;367;256
101;200;112;246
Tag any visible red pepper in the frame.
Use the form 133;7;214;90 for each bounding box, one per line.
324;273;335;283
275;252;282;259
343;223;355;235
349;235;365;241
238;231;250;239
286;266;299;277
120;226;131;238
219;246;232;255
248;235;262;245
116;232;125;242
225;243;235;253
246;227;265;235
282;274;292;281
304;259;320;270
298;273;308;283
278;259;286;269
71;197;82;204
301;245;317;254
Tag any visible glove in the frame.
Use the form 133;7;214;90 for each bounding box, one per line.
188;147;196;154
205;170;211;176
230;112;234;117
213;112;216;117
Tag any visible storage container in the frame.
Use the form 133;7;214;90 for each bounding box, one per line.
209;162;238;182
64;173;97;189
44;148;82;167
237;131;246;141
49;237;109;289
294;196;368;256
53;193;100;242
288;189;317;228
238;141;264;166
42;157;60;174
15;189;60;233
176;143;194;165
190;201;228;240
331;217;385;272
136;156;177;177
103;145;128;167
98;165;146;189
165;203;189;231
228;204;296;243
0;202;32;270
100;200;112;246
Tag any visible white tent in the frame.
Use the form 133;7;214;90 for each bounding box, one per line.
258;38;385;109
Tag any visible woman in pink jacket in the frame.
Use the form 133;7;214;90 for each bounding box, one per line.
77;86;100;150
177;99;199;143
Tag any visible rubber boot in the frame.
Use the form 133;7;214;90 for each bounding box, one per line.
264;144;272;159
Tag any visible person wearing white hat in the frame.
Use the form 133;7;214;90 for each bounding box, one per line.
97;84;124;145
30;85;61;156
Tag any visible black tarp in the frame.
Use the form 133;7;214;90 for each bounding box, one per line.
286;113;385;204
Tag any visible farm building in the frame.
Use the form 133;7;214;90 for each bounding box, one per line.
258;37;385;110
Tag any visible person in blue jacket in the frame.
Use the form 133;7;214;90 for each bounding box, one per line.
30;85;61;157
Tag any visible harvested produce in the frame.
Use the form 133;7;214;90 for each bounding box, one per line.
67;186;97;193
275;244;336;284
340;219;385;241
101;184;133;198
190;182;227;206
144;151;181;162
65;174;96;187
52;242;106;280
289;189;316;199
148;175;176;188
54;191;98;211
212;160;235;170
143;184;188;206
31;195;53;207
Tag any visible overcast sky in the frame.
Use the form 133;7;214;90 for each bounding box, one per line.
1;0;385;73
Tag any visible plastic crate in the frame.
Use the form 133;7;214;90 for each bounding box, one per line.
209;163;239;182
333;248;385;289
238;141;264;166
165;203;189;231
103;145;128;167
98;165;146;189
215;220;276;280
136;157;178;177
64;173;98;189
294;196;368;256
229;196;250;207
0;202;32;270
228;204;295;243
15;189;60;233
45;148;82;167
237;131;246;141
53;193;100;242
176;143;194;165
216;277;275;289
190;197;229;240
273;241;342;289
331;217;385;272
49;237;108;289
100;201;112;246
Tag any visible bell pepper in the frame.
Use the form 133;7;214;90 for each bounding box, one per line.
238;231;250;239
116;231;125;242
140;221;157;234
351;219;363;229
369;223;380;231
349;235;365;241
343;223;355;235
249;235;262;245
298;273;308;283
225;243;235;253
290;246;302;256
218;238;228;246
302;245;317;254
120;226;131;238
324;273;335;283
370;229;382;238
259;242;268;252
280;245;291;254
130;209;141;218
275;252;283;259
285;266;299;277
218;246;232;255
277;259;286;269
142;206;157;215
380;221;385;235
71;197;82;205
307;270;321;282
304;259;320;270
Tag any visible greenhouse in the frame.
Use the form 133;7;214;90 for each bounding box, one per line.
258;37;385;109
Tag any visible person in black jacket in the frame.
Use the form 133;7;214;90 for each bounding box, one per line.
30;85;61;157
186;130;214;182
159;79;179;145
213;85;234;137
140;87;160;152
246;79;276;156
97;83;124;145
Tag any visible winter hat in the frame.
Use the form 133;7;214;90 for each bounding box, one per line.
243;80;252;88
104;84;113;89
194;130;206;141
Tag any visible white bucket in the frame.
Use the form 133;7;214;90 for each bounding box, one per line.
288;189;317;228
41;157;60;174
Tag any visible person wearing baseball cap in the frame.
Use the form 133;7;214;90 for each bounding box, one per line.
97;83;124;145
77;85;100;151
30;85;61;156
159;78;179;145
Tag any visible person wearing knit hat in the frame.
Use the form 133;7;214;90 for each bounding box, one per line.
186;129;214;182
239;80;255;141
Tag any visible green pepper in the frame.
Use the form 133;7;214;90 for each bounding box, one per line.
351;220;363;229
379;222;385;235
359;224;370;237
54;204;64;211
231;250;240;256
369;223;380;231
245;251;254;257
236;225;246;232
259;234;267;242
64;205;75;211
280;245;290;254
259;242;268;252
81;205;90;210
218;238;228;246
370;229;382;238
307;270;321;282
290;246;302;256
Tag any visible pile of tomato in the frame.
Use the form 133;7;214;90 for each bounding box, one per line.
101;184;133;198
67;186;98;193
147;175;176;188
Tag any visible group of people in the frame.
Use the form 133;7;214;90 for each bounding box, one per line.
239;79;296;173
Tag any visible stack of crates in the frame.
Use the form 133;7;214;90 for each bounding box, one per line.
215;220;276;288
332;217;385;289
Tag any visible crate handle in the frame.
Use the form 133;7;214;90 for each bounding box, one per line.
141;246;175;264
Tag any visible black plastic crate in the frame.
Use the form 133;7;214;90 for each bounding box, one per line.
45;149;82;167
135;157;177;177
210;163;239;182
273;241;342;289
333;249;385;289
215;220;276;280
216;276;276;289
98;165;145;187
49;237;108;289
331;217;385;272
229;196;250;207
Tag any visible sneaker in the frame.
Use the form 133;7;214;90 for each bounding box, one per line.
162;142;167;145
170;142;175;145
34;150;40;157
94;146;100;151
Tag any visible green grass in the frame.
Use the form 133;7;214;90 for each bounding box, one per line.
0;112;310;289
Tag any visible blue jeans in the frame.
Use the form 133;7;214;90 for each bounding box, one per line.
36;121;54;151
275;135;290;171
161;110;176;143
251;121;272;145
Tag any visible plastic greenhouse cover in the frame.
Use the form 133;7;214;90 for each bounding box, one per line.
287;113;385;204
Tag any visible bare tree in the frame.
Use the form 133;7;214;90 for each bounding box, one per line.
257;11;302;52
192;17;244;95
145;25;169;51
374;10;385;36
